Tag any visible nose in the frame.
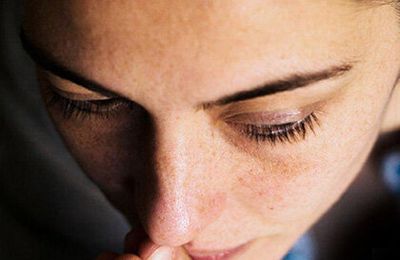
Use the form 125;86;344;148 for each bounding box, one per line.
133;116;226;246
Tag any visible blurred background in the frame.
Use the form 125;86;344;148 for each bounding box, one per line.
1;1;399;259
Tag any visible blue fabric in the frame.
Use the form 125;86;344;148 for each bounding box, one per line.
283;233;315;260
382;152;400;195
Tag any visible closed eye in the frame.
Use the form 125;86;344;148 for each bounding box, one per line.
44;87;134;120
228;112;320;145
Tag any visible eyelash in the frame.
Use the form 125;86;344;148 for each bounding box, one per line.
45;89;133;119
45;88;319;145
230;112;320;145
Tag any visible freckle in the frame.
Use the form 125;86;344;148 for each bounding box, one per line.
268;207;274;211
237;177;248;187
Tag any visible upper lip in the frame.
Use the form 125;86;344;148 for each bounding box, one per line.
184;241;250;260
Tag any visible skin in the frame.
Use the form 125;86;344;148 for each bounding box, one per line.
24;0;400;259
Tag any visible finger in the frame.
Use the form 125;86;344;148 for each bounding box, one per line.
95;251;120;260
144;246;191;260
145;246;173;260
125;230;170;259
173;247;192;260
125;230;190;260
137;239;160;259
96;252;142;260
140;244;191;260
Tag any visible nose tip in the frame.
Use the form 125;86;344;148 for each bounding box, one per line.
140;192;202;246
135;184;227;247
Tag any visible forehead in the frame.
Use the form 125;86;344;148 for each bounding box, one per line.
25;0;362;53
23;0;385;109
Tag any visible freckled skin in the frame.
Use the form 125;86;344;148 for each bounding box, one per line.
26;0;400;259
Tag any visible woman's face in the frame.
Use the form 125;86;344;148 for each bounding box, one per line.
24;1;400;259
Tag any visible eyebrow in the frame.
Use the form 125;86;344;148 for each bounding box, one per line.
20;30;118;97
201;63;353;109
20;30;353;108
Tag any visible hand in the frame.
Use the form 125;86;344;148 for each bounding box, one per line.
96;229;191;260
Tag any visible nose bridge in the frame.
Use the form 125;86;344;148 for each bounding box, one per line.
153;114;198;194
154;115;193;181
151;118;194;241
136;115;223;246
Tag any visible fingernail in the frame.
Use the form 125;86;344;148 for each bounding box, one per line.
148;246;172;260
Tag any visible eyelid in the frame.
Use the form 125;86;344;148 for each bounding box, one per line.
224;110;306;125
39;69;116;100
221;103;317;125
50;84;115;101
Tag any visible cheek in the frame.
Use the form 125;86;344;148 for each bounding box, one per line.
231;150;361;225
47;107;151;193
231;87;387;225
231;155;333;224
